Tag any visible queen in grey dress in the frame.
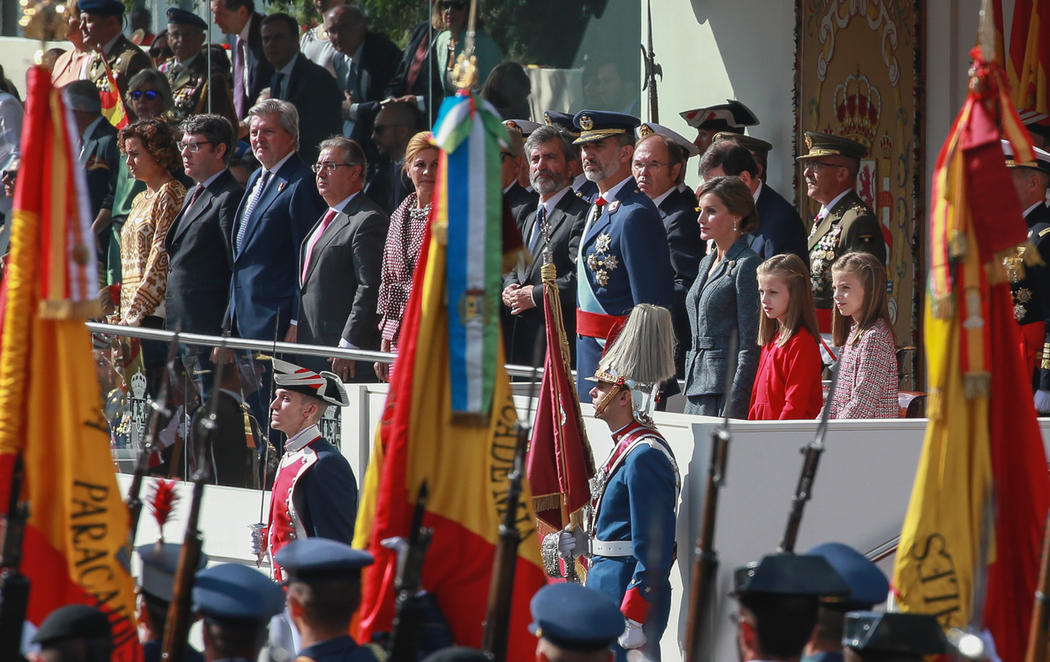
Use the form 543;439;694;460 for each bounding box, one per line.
684;176;761;418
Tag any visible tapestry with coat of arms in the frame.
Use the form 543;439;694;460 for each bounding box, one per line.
795;0;925;371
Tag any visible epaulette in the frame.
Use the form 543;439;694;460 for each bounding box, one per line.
1038;226;1050;238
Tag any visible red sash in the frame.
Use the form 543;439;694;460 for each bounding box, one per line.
577;309;628;340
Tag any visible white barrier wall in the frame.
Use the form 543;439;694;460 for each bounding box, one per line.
121;383;1050;660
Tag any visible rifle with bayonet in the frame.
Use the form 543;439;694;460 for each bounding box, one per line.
127;329;180;548
778;365;840;553
683;332;737;662
386;481;433;662
160;335;228;662
1025;511;1050;662
481;342;543;662
640;0;661;123
0;454;29;662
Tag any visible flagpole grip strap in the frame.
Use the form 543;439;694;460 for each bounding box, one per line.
590;539;634;557
577;309;628;340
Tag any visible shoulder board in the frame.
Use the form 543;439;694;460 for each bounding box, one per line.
1038;226;1050;238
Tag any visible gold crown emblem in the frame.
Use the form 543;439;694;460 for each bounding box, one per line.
579;115;594;131
833;73;881;148
639;124;654;137
804;133;814;150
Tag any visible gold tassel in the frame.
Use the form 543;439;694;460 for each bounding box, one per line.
532;493;562;512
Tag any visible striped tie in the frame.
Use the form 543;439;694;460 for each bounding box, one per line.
235;171;271;251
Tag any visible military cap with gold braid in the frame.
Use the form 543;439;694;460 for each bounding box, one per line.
1001;138;1050;176
713;130;774;157
797;130;867;161
543;110;580;138
572;110;641;145
638;122;701;158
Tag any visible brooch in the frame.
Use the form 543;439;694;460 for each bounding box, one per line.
587;232;619;286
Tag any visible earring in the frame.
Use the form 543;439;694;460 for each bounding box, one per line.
733;221;739;232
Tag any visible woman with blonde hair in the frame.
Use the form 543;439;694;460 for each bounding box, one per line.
374;131;439;381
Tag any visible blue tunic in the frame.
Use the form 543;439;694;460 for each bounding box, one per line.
575;179;674;402
587;423;677;661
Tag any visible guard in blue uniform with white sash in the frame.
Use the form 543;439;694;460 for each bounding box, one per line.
572;111;674;404
553;304;679;662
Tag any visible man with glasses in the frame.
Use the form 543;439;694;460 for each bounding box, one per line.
165;114;244;337
797;131;885;333
160;8;237;128
363;101;419;215
502;123;538;228
633;122;703;380
295;136;388;380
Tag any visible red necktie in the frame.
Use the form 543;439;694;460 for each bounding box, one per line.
301;209;337;285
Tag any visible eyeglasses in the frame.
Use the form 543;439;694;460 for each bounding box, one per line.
129;90;161;101
312;162;362;174
439;1;467;10
179;140;214;153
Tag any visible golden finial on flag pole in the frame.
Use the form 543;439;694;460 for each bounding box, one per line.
451;0;479;91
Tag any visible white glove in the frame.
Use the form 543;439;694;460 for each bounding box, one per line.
249;523;267;565
1035;390;1050;415
618;618;646;650
558;525;587;556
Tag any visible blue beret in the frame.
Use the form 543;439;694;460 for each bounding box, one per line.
192;563;285;623
135;542;209;603
274;538;373;581
78;0;124;16
528;583;623;652
32;604;110;645
166;7;206;30
807;542;889;610
572;110;640;145
843;611;948;655
733;553;850;598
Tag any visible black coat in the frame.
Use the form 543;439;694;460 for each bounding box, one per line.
658;186;704;376
272;54;343;165
749;182;808;264
363;159;413;217
239;12;275;115
505;181;538;231
333;31;403;162
164;169;243;336
80;117;119;216
501;190;589;365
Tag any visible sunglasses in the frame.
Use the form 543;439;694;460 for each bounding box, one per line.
129;90;161;101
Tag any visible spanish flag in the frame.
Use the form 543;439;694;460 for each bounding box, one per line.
891;39;1050;662
352;93;545;658
0;67;140;659
95;51;128;130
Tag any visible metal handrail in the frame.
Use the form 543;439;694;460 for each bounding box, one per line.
85;322;545;379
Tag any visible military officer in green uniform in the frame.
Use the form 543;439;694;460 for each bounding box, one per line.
159;8;238;127
797;130;887;334
80;0;151;98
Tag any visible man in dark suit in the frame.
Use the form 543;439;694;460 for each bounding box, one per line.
700;140;808;265
325;5;402;163
65;81;118;276
572;110;674;403
228;98;325;342
211;0;273;123
294;136;387;381
633;122;704;380
166;114;243;336
363;101;419;215
501;124;588;366
502;124;538;229
261;13;343;166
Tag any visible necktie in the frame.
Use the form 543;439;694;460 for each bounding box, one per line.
345;59;360;99
188;184;204;208
301;209;337;285
233;36;246;118
273;73;286;99
235;171;271;251
528;205;547;257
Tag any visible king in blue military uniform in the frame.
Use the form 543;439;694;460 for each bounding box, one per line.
553;304;679;661
572;111;674;404
275;538;382;662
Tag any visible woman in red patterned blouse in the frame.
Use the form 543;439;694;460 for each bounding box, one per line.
374;131;438;381
749;254;824;420
825;252;898;419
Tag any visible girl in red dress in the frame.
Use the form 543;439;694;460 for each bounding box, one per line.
748;254;824;419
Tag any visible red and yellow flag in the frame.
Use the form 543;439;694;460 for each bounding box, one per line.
892;43;1050;662
95;51;128;130
0;66;140;659
352;94;546;659
1008;0;1049;122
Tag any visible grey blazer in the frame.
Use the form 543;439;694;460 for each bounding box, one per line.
683;235;761;418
